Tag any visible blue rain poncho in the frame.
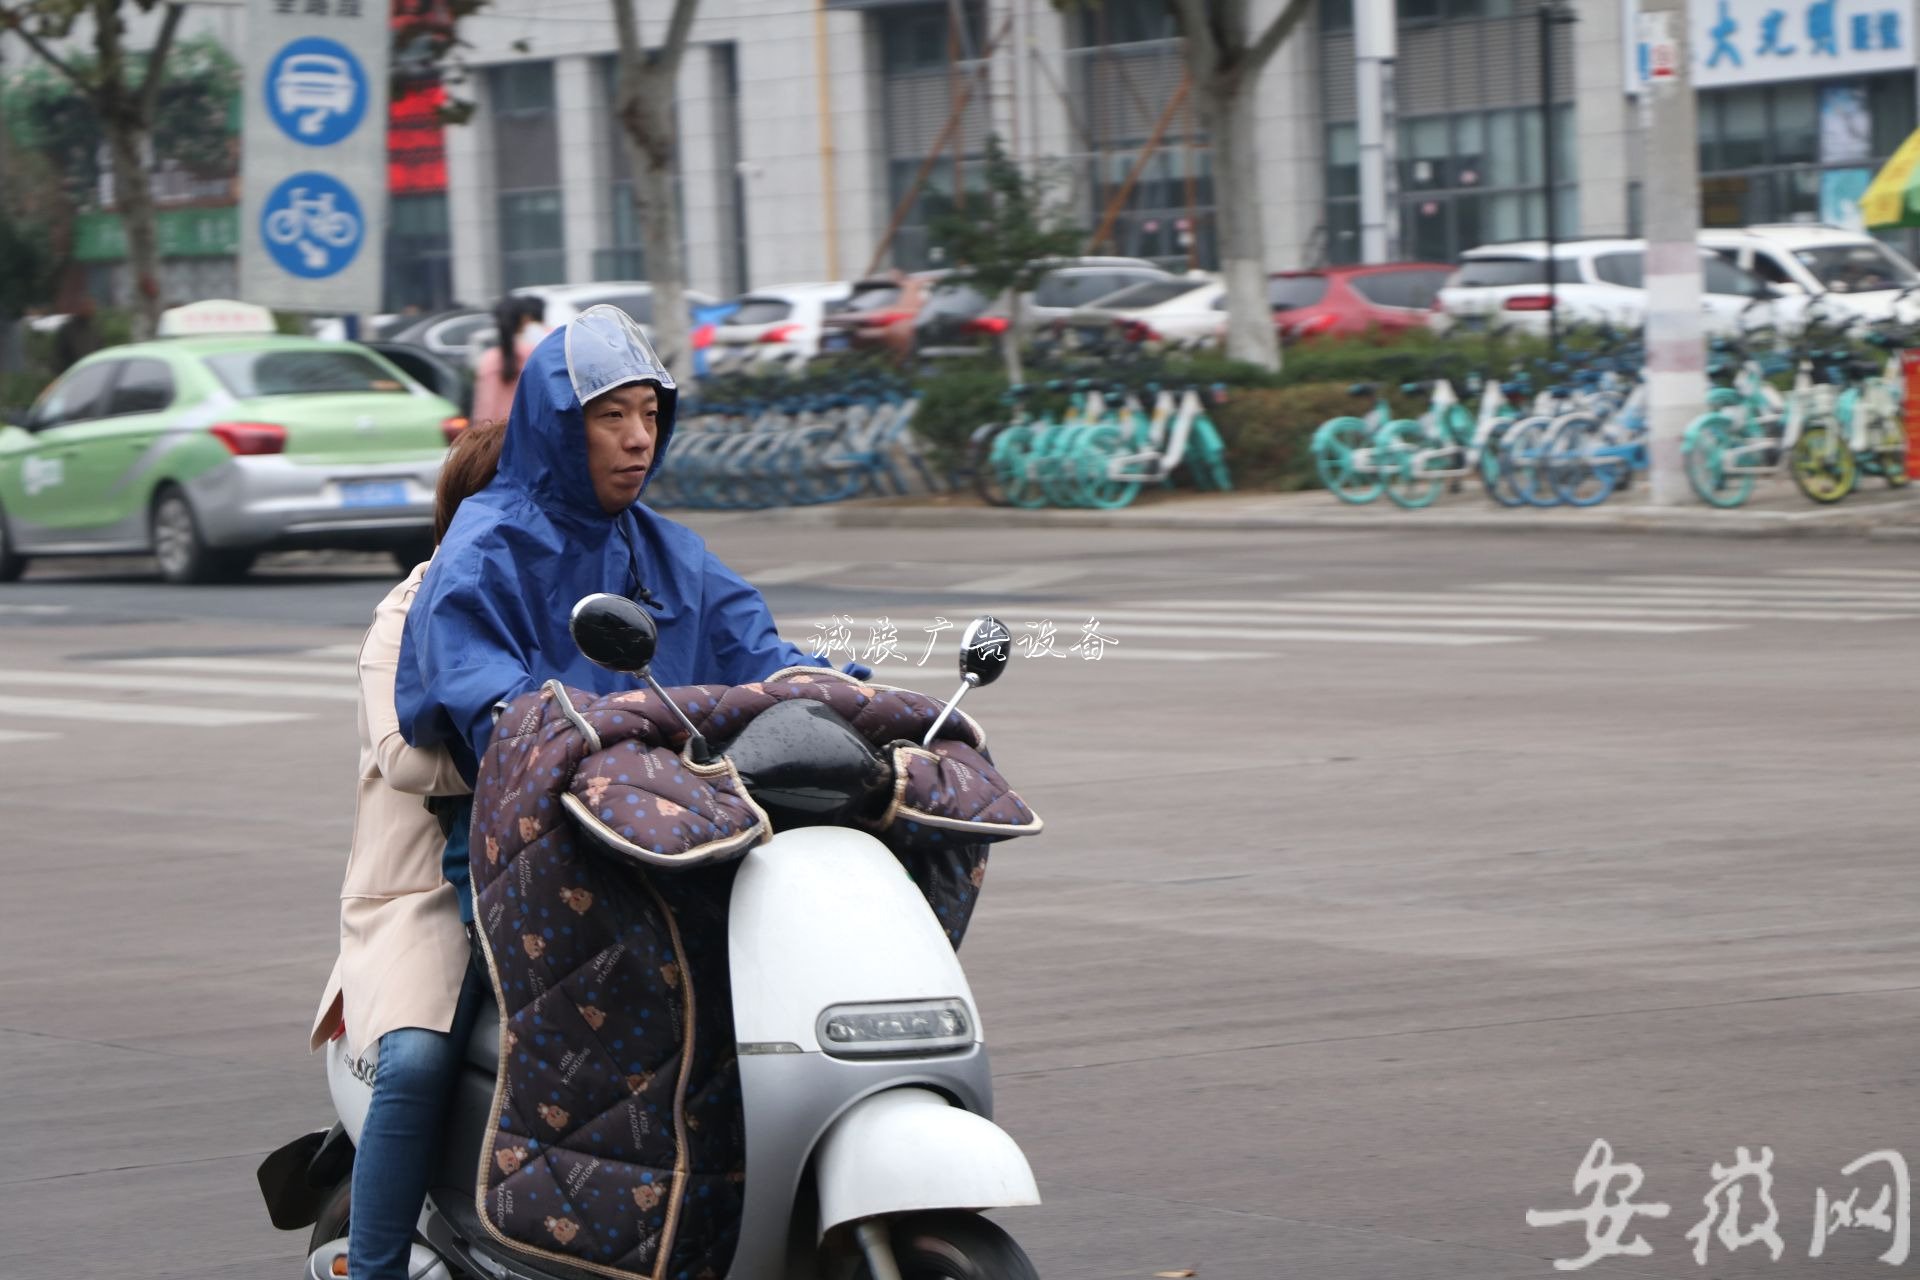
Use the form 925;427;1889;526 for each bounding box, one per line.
396;306;833;784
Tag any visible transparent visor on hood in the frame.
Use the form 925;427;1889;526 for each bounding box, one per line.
565;304;676;407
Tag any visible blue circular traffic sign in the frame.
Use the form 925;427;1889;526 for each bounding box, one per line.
260;173;364;279
265;37;368;146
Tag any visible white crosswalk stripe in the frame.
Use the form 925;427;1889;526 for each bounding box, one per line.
0;645;347;744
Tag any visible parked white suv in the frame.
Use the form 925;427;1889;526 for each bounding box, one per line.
1698;224;1920;326
1432;238;1802;337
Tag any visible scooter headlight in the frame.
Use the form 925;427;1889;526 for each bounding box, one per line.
817;999;972;1058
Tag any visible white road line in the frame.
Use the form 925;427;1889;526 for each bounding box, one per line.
1469;581;1920;604
0;669;358;701
0;695;311;727
948;566;1089;594
1034;645;1274;662
1085;608;1728;634
304;643;364;657
1609;574;1920;592
748;561;858;586
0;728;59;744
1216;593;1912;621
0;603;69;616
781;619;1524;647
104;656;355;680
1772;568;1920;581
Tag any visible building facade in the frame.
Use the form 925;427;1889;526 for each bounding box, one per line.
5;0;1918;312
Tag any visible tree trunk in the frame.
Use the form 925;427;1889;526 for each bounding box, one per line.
618;76;694;389
1200;81;1279;371
106;121;162;341
999;288;1025;386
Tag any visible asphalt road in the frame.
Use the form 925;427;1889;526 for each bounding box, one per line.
2;520;1917;1280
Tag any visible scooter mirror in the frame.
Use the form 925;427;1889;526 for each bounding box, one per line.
959;616;1011;688
570;593;658;675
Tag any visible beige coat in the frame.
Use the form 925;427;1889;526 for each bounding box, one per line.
309;562;472;1056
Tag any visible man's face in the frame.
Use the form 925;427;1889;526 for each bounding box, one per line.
583;382;660;514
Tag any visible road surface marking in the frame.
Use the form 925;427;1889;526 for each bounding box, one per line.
0;695;311;726
1088;607;1728;634
0;669;357;701
104;656;355;680
748;561;859;586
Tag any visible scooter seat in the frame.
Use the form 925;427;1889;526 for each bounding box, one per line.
465;992;501;1074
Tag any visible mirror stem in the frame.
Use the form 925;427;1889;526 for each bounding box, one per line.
643;672;712;762
922;673;979;747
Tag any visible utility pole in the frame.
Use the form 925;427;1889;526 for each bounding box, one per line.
1537;0;1576;360
1355;0;1398;263
1639;0;1706;505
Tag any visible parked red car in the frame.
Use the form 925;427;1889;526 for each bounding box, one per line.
1267;263;1455;341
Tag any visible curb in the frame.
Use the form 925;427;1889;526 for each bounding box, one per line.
725;496;1920;541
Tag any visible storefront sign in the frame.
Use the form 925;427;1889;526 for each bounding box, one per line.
1626;0;1912;90
1903;349;1920;480
240;0;390;313
72;207;242;263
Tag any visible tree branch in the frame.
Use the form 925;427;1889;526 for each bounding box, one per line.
1;9;99;100
656;0;699;74
138;2;185;124
1167;0;1219;75
609;0;643;65
1246;0;1314;71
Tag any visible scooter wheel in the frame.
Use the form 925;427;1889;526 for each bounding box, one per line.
843;1211;1039;1280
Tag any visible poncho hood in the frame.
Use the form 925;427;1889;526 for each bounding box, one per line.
396;307;818;780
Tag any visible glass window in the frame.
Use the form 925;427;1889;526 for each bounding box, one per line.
1485;111;1523;189
1703;253;1766;298
490;62;555;114
203;350;407;398
30;360;117;428
834;282;903;314
107;359;175;415
1794;242;1919;292
589;291;656;323
1326;123;1359;199
1096;278;1209;309
1352;267;1453;309
1750;251;1796;285
1773;84;1818;165
1268;275;1330;309
1454;115;1485;189
1401;116;1452;191
1593;252;1644;288
431;313;493;349
919;281;991;318
1320;0;1354;32
726;297;793;325
1325;200;1361;265
1870;73;1918;156
500;190;564;288
1402;198;1452;263
1720;88;1768;169
1455;256;1548;287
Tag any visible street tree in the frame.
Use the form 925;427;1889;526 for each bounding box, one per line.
1165;0;1310;371
925;134;1083;386
609;0;698;386
0;0;187;340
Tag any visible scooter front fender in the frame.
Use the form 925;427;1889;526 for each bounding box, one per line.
814;1087;1040;1238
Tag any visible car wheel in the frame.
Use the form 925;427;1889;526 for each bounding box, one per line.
0;501;28;582
152;487;254;585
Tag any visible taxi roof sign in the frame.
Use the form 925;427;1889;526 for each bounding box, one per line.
158;300;278;338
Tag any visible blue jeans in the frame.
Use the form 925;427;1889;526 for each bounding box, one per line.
348;956;488;1280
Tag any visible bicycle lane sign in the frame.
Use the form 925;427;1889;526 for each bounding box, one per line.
260;172;363;278
239;0;389;313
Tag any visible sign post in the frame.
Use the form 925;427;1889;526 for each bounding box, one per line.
240;0;391;317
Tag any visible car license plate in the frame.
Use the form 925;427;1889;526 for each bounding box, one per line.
340;479;409;509
821;331;851;352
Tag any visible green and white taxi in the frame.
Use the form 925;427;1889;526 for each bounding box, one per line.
0;332;463;583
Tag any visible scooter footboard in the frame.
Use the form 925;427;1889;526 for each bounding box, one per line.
814;1087;1040;1236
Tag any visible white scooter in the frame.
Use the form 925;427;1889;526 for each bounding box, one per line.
258;602;1041;1280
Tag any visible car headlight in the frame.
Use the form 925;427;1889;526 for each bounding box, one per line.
817;999;972;1058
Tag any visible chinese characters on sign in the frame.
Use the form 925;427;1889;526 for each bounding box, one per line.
802;617;1120;666
1526;1139;1911;1270
1627;0;1910;91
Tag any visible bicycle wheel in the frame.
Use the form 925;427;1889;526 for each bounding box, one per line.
1791;425;1857;503
1868;420;1910;488
1546;415;1620;507
1682;414;1757;509
971;423;1013;506
1501;416;1561;508
1188;416;1232;491
1312;417;1383;504
1476;420;1526;508
1074;425;1144;509
1376;421;1445;510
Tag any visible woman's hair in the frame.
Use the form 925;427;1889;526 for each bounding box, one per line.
434;419;508;543
494;295;546;383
